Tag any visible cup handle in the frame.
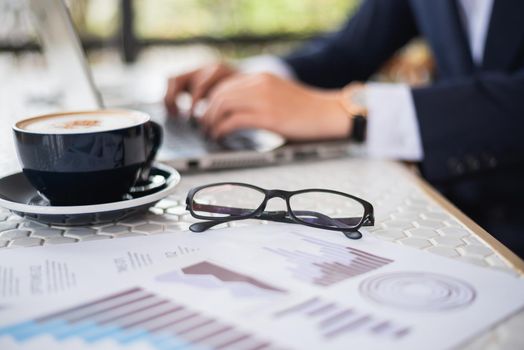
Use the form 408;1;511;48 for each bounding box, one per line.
140;121;163;182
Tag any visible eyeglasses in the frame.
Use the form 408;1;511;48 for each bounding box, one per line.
185;182;374;240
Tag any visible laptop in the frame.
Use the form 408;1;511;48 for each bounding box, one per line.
28;0;354;172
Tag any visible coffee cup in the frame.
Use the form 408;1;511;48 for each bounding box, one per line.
13;109;162;205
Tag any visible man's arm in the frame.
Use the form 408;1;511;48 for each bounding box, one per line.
412;70;524;182
284;0;419;88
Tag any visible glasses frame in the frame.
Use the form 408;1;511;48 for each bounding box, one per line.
185;182;374;239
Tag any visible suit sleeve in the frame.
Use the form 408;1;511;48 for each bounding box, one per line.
412;69;524;182
283;0;418;88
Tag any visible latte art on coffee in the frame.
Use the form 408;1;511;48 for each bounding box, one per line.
18;111;148;134
59;119;101;129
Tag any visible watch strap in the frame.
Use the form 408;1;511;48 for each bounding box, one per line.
351;114;367;143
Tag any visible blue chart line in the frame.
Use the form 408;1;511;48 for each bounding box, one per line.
274;297;411;340
0;287;275;350
264;233;394;286
156;261;286;298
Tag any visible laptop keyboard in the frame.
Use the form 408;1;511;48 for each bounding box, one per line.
131;102;285;158
130;103;214;156
162;117;219;155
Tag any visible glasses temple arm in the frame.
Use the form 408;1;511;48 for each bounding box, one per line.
189;212;297;233
189;220;225;232
189;210;367;233
286;210;370;228
190;203;256;216
190;203;373;226
189;216;292;233
188;213;363;240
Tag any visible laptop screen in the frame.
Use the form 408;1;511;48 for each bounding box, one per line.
28;0;103;110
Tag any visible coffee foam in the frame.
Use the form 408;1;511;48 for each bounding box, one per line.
18;111;148;134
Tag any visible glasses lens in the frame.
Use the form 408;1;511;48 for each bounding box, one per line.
191;184;265;219
288;191;365;229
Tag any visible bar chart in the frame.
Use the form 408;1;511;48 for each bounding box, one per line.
264;233;394;286
156;261;286;297
0;287;278;350
274;297;411;340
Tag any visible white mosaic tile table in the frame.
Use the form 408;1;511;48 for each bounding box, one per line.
0;158;523;349
1;59;522;348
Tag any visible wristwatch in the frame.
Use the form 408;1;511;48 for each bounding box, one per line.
339;82;368;143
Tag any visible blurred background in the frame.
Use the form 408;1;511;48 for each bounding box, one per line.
1;0;361;59
0;0;434;87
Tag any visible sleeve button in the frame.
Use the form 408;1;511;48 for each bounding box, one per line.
465;155;480;171
447;157;465;175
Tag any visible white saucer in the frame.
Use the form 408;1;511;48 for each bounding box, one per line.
0;163;180;226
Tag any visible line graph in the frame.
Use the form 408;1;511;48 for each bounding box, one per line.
0;287;276;350
264;233;394;286
274;297;411;340
156;261;286;297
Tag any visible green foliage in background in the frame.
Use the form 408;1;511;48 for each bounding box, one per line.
135;0;359;38
75;0;360;39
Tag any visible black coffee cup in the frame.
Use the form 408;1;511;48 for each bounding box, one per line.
13;109;162;205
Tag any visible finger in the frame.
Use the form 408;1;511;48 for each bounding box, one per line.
164;77;178;115
207;73;258;101
204;98;252;134
202;80;256;130
211;112;258;139
164;73;191;116
204;74;260;117
200;77;245;127
201;74;261;130
190;65;233;114
201;97;228;132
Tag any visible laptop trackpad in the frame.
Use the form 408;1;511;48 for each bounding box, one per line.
219;129;285;152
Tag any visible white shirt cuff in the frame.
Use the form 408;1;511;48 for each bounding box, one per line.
365;83;424;161
238;55;295;80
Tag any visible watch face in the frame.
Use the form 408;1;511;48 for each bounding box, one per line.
341;84;368;117
352;88;367;108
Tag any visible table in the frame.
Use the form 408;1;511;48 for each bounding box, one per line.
1;56;523;349
1;156;523;348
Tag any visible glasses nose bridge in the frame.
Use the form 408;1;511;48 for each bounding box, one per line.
261;190;290;209
266;189;289;200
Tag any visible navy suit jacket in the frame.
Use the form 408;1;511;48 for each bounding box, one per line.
284;0;524;254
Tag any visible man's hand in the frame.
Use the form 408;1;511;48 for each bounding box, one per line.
164;63;236;116
201;73;352;141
